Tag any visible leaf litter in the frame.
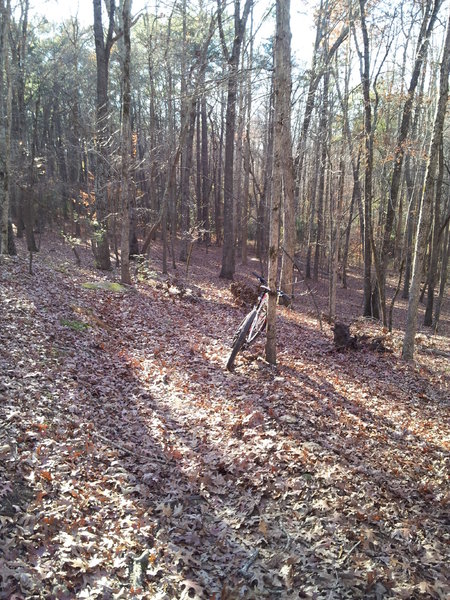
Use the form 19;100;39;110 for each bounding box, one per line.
0;235;449;599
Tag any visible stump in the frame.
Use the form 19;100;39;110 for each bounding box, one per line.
333;322;358;350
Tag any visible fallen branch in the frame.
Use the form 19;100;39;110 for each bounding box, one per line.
418;346;450;359
339;540;361;566
281;247;323;331
279;519;291;552
91;430;168;465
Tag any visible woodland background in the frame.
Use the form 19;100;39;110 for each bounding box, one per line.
0;0;449;598
0;0;449;358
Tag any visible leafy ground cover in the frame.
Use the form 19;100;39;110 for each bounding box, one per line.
1;235;449;599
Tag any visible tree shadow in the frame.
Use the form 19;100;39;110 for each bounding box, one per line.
3;235;449;599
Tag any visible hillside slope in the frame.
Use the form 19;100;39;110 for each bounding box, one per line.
1;236;449;599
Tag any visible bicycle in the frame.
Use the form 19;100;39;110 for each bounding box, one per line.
226;272;290;371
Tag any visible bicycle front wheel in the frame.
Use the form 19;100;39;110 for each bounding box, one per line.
226;309;256;371
247;293;268;343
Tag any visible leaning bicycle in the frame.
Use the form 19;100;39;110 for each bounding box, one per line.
226;273;289;371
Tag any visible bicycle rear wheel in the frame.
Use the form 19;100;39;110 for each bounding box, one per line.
226;309;256;371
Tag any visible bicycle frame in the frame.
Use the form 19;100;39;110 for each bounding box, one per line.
226;273;289;370
246;287;269;344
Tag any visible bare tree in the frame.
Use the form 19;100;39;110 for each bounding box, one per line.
278;0;295;297
92;0;120;270
218;0;253;280
120;0;132;285
379;0;443;325
0;0;13;254
266;0;290;365
402;13;450;360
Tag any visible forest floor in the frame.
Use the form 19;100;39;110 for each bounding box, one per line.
0;233;449;600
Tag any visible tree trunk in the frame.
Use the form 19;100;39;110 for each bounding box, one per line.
241;8;253;264
402;13;450;360
235;42;245;257
92;0;117;270
218;0;253;280
357;0;374;317
305;138;320;279
266;0;288;365
329;152;344;320
179;100;196;262
424;135;444;325
433;223;449;332
402;156;416;298
0;0;12;254
214;84;224;245
201;94;210;245
120;0;132;285
278;0;295;297
196;99;202;237
259;84;274;262
313;68;329;281
342;157;359;289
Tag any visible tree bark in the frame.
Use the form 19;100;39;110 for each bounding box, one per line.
356;0;374;317
179;101;196;262
241;8;253;264
0;0;12;254
265;0;289;365
278;0;295;297
120;0;132;285
218;0;253;280
424;135;444;325
92;0;118;270
201;94;210;244
432;223;449;332
313;68;329;281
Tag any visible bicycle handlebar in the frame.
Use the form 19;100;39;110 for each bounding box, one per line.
252;271;267;286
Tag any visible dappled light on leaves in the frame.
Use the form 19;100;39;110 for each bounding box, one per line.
0;235;448;599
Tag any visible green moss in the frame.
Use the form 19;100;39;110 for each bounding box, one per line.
60;319;90;332
82;281;126;292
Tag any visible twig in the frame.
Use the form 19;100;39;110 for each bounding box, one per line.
339;540;360;566
91;430;167;464
279;519;291;552
238;549;259;578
